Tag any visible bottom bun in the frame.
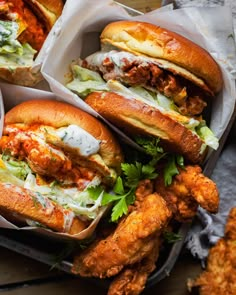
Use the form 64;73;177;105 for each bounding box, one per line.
0;183;88;234
85;91;206;164
0;66;43;86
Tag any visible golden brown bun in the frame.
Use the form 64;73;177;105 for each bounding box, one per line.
101;21;223;94
24;0;64;31
85;92;206;164
0;66;43;87
5;99;123;172
0;182;87;234
0;0;63;86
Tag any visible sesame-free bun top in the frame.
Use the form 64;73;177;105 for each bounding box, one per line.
25;0;64;31
5;100;123;172
101;20;223;94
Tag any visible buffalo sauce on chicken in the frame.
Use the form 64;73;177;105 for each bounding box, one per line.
0;0;47;51
0;124;101;191
82;52;208;117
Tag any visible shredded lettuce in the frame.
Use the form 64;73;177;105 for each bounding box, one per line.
196;123;219;150
0;20;36;67
66;64;219;151
0;154;104;220
66;65;108;97
1;154;31;180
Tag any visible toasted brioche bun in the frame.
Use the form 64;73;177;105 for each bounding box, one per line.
101;21;223;95
0;0;63;86
5;99;123;173
24;0;64;31
0;66;43;87
85;92;206;164
0;182;87;234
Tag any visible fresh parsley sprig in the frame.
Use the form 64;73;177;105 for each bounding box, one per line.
135;136;166;160
164;154;184;186
87;161;159;222
86;136;184;222
163;230;182;244
135;135;184;186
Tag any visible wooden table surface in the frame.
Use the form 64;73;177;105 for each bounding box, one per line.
0;1;204;294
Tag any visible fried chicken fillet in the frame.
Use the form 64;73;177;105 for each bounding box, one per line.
72;180;172;278
71;165;219;294
107;235;162;295
188;207;236;295
155;165;219;222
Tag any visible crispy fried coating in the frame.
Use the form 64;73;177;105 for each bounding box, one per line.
155;165;219;221
71;165;219;294
107;235;162;295
188;207;236;295
72;180;171;278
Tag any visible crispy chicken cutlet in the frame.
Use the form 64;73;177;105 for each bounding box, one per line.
72;180;172;278
71;166;219;294
155;165;219;222
107;235;162;295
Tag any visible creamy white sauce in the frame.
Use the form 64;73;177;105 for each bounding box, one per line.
55;125;100;156
23;171;103;220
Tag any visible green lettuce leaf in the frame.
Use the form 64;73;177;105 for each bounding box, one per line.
66;65;108;97
0;20;36;67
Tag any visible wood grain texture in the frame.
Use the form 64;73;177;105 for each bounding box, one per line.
117;0;162;12
0;247;202;295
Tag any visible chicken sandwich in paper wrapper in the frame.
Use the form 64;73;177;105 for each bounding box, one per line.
0;85;123;240
0;0;64;86
41;0;236;165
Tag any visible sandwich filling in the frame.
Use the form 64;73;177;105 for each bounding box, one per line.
0;20;36;68
80;50;211;117
66;63;219;152
0;123;114;220
0;0;47;51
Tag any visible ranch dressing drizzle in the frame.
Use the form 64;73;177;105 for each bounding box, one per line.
55;125;100;156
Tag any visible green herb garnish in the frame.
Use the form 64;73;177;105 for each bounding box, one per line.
163;230;182;244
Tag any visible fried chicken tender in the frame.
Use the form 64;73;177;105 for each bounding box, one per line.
155;165;219;221
72;180;172;278
71;165;219;294
188;207;236;295
107;235;162;295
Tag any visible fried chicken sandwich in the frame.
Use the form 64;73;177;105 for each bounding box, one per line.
0;0;64;85
0;99;123;237
67;20;223;164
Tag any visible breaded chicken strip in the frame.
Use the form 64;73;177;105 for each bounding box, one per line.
107;235;162;295
188;207;236;295
155;165;219;221
72;180;172;278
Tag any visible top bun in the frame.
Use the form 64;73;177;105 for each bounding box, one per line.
0;0;64;86
101;21;223;94
5;100;123;173
25;0;64;31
